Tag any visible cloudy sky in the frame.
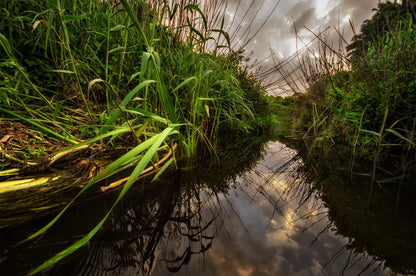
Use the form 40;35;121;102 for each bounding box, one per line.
223;0;380;60
203;0;380;94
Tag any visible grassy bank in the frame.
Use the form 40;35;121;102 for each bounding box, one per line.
0;0;272;193
0;0;272;272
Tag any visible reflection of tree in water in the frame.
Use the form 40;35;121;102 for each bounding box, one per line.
285;140;416;275
49;134;271;275
158;195;217;273
319;178;416;275
59;174;215;275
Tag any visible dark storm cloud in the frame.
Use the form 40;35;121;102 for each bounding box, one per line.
287;1;317;33
223;0;380;61
292;7;316;31
216;0;382;94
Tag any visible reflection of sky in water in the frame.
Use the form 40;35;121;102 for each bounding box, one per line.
1;141;403;275
152;142;391;276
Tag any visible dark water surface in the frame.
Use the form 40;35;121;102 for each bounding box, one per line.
0;139;414;275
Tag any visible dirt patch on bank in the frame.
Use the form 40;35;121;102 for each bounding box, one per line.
0;121;66;167
0;121;118;176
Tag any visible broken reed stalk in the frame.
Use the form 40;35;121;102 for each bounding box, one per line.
100;143;177;191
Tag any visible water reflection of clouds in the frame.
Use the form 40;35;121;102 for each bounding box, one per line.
1;138;403;275
157;141;391;276
140;141;396;276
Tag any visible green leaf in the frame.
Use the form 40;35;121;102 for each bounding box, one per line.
51;69;74;74
128;71;141;83
210;28;231;49
171;77;196;94
187;17;205;40
152;157;174;182
0;33;12;57
140;52;151;82
123;108;170;125
184;4;207;31
122;80;156;106
51;126;132;156
204;104;210;117
62;15;86;21
385;129;415;146
109;25;126;32
360;129;381;137
169;4;178;20
30;127;174;274
197;97;215;101
108;46;126;54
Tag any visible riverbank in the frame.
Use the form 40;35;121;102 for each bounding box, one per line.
0;1;276;272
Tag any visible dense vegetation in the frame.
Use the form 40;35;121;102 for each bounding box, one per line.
0;0;272;273
0;0;269;151
275;1;416;191
1;0;415;273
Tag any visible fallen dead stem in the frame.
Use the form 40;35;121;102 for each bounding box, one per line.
100;143;178;192
48;145;90;167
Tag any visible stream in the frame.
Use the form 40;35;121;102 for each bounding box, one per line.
0;138;415;275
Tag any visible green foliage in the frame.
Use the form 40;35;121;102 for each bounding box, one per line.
265;96;297;136
0;0;269;145
347;0;416;60
355;17;416;125
289;14;416;185
24;146;46;159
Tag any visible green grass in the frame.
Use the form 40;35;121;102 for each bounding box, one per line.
0;0;273;273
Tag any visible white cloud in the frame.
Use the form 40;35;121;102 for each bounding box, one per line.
221;0;379;61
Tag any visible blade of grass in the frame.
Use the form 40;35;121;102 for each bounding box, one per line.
0;176;61;194
30;127;174;274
